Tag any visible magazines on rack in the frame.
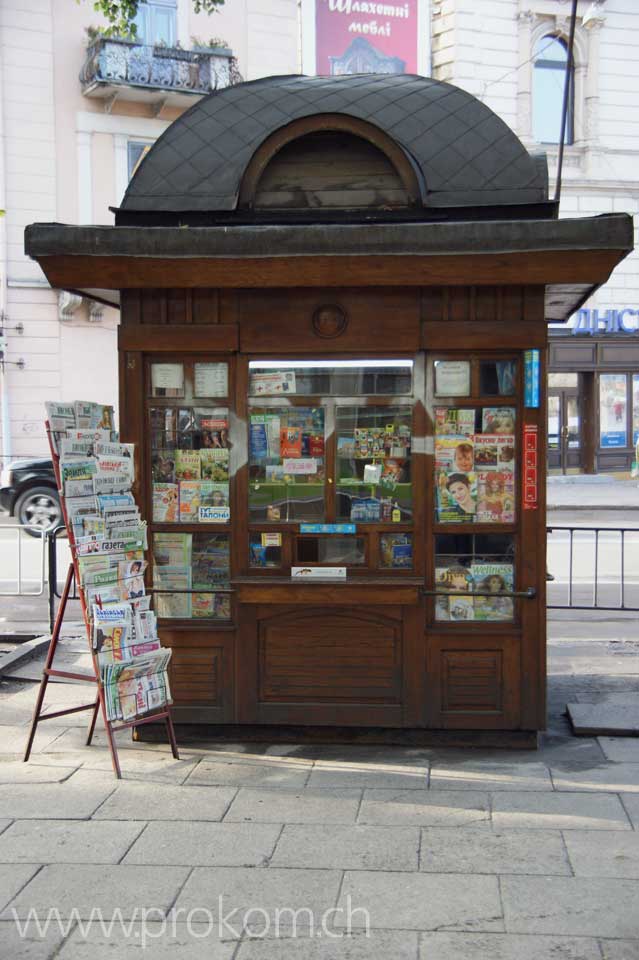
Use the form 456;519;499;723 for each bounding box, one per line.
45;399;174;724
434;563;473;621
434;407;475;436
471;562;514;621
476;471;515;523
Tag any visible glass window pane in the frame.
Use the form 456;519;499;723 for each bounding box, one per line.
435;407;516;524
336;405;412;523
548;396;560;449
249;406;325;522
434;534;515;622
633;375;639;447
380;533;412;568
599;374;627;448
549;373;578;388
191;534;230;619
250;533;283;568
153;532;191;618
151;405;229;523
249;360;412;397
479;360;517;396
297;536;366;565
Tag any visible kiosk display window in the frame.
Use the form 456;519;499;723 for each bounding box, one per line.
247;359;415;573
434;533;515;623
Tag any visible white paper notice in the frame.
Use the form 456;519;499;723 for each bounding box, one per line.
283;458;317;475
291;567;346;579
194;363;228;398
434;361;471;397
152;363;184;396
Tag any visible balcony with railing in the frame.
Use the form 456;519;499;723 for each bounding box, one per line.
80;37;239;107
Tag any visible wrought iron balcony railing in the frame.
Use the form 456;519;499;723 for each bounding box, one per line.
80;37;238;105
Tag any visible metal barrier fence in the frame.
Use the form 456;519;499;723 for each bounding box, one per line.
547;526;639;611
47;525;80;632
0;524;46;597
39;523;639;621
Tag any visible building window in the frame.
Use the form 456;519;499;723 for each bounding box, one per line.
599;374;627;449
128;141;153;180
134;0;177;46
532;35;573;145
633;374;639;448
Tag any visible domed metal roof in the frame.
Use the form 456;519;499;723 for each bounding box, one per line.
121;73;548;215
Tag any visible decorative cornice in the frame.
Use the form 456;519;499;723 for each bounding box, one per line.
58;291;83;323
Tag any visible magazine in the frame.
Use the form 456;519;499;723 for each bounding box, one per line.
175;449;201;481
473;434;515;472
435;436;475;475
178;480;202;522
152;451;176;483
476;471;515;523
153;532;192;568
436;471;477;523
200;448;230;481
280;427;302;459
380;534;412;569
434;407;475;436
434;563;473;620
152;483;178;522
481;407;516;435
471;562;514;621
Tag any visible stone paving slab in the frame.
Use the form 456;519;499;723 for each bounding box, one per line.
0;781;115;820
622;793;639;829
0;863;41;913
224;787;361;825
491;791;632;830
429;762;552;792
567;702;639;736
56;924;235;959
501;876;639;937
236;931;419;959
174;867;341;935
186;759;312;789
0;918;65;960
0;761;78;784
0;819;10;837
2;864;190;920
598;737;639;762
563;830;639;878
358;789;489;826
419;825;570;875
92;780;236;821
123;821;281;867
264;744;431;766
337;870;503;932
75;753;201;785
0;819;145;864
598;940;639;959
551;762;639;793
418;932;602;959
307;763;429;790
0;723;63;756
270;823;419;872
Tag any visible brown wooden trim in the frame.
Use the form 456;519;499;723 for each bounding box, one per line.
118;324;239;352
237;114;422;210
38;249;626;290
423;320;547;350
234;581;421;605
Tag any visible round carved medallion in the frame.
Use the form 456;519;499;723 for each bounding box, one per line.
311;304;348;339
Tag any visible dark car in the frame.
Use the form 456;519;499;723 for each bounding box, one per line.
0;458;61;535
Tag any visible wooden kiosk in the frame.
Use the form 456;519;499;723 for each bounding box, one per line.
26;75;632;745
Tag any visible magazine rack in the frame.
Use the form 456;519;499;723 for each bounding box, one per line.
23;424;179;779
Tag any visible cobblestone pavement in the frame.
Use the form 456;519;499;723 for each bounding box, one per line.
0;636;638;959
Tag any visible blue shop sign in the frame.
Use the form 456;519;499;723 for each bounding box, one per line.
601;431;627;448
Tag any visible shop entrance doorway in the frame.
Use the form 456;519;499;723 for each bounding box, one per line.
548;386;582;473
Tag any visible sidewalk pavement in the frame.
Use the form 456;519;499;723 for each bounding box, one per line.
0;630;638;958
548;475;639;511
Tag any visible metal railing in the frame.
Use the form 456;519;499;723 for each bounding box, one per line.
47;525;80;632
547;525;639;611
0;524;46;597
41;521;639;620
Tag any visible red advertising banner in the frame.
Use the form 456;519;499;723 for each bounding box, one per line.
315;0;419;76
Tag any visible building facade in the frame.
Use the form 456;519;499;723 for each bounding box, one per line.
1;0;638;471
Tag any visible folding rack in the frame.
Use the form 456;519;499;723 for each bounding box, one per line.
23;423;179;779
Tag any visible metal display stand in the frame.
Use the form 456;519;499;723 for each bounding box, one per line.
23;424;179;779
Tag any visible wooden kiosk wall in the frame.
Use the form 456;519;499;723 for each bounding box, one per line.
119;283;548;744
